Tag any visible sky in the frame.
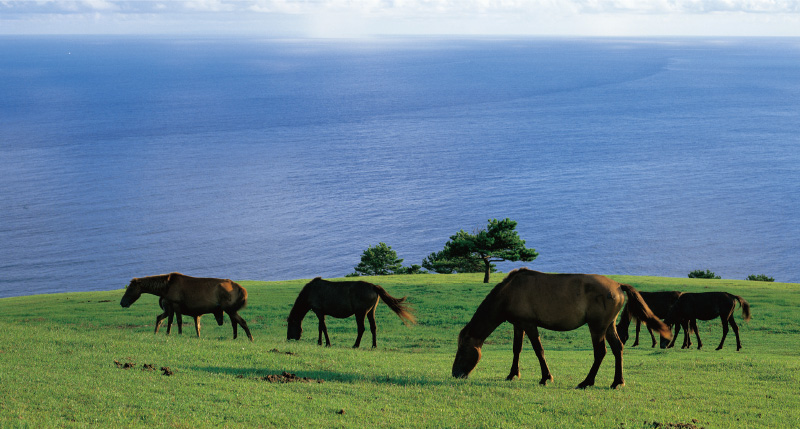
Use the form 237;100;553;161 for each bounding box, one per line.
1;0;799;37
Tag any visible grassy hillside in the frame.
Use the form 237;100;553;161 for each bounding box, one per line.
1;273;797;428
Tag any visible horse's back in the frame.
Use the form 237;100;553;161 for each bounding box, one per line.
306;279;378;318
500;270;624;331
165;273;246;312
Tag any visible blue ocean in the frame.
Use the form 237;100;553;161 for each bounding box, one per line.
1;36;798;298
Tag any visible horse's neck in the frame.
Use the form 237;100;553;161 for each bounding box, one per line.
288;293;311;322
464;304;505;345
139;277;169;297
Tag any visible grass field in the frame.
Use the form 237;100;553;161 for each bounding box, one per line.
1;273;798;428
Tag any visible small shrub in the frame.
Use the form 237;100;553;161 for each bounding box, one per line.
688;269;721;279
746;274;774;282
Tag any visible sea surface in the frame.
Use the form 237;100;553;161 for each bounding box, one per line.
1;36;798;298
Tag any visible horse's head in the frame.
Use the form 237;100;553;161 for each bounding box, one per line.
286;318;302;341
451;326;482;378
120;278;142;308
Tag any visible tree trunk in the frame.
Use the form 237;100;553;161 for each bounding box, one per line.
483;258;492;283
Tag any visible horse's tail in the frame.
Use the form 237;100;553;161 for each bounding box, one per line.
620;284;672;340
730;293;752;322
373;285;416;325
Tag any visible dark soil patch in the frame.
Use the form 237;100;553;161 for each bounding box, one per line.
161;367;174;376
269;348;296;356
142;364;156;371
114;360;136;369
250;371;323;383
647;420;705;429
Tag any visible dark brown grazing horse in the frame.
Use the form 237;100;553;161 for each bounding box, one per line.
154;297;225;335
452;268;671;389
663;292;751;351
120;273;253;341
287;277;416;348
617;291;700;349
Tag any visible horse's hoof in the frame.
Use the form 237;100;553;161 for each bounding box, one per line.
539;375;553;386
505;373;519;381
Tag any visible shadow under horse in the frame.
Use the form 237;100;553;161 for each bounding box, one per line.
287;277;416;348
452;268;671;389
120;272;253;341
664;291;751;351
617;291;700;349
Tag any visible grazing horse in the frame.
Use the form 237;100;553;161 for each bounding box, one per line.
120;273;253;341
663;292;751;351
154;297;225;335
287;277;416;348
451;268;671;389
617;291;700;349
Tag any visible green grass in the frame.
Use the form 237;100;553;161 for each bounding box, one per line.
1;273;798;428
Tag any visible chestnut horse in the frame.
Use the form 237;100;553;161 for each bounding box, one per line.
121;273;253;341
451;268;671;389
154;297;225;335
287;277;416;348
663;292;751;351
617;291;700;349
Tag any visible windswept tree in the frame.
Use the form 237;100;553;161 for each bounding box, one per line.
430;218;538;283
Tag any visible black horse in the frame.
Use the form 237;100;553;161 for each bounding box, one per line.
663;292;751;351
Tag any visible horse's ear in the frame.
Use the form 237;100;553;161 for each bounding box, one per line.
166;273;174;284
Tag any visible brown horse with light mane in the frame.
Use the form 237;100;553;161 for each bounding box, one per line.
120;273;253;341
287;277;416;348
452;268;671;389
663;291;751;351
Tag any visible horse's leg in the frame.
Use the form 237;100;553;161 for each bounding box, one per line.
193;316;201;338
681;321;691;349
647;325;657;348
729;316;742;351
367;306;377;348
155;311;168;334
353;313;366;349
666;324;677;349
691;319;702;349
526;326;553;385
506;325;524;380
577;324;607;389
606;324;625;389
229;312;253;342
716;314;729;350
166;311;174;335
632;320;641;347
214;307;224;326
176;310;184;335
229;313;239;339
316;313;330;347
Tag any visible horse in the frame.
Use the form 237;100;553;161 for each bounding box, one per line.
617;291;700;349
120;272;253;341
287;277;416;348
154;297;225;335
663;292;751;351
451;268;671;389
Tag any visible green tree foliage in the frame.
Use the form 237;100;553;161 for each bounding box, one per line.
429;218;538;283
350;243;426;276
421;249;493;275
352;242;404;276
746;274;775;282
688;269;721;279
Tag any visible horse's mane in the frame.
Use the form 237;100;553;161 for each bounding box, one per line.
465;268;536;334
287;277;320;321
133;273;174;295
